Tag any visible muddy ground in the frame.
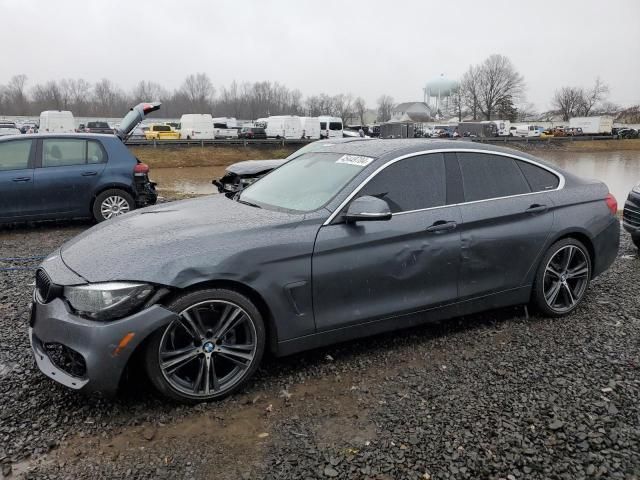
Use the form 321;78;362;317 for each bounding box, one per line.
0;204;639;479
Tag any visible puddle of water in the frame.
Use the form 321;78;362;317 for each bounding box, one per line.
537;150;640;203
151;166;227;195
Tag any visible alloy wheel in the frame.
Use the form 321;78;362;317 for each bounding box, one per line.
542;245;590;313
159;300;258;398
100;195;130;219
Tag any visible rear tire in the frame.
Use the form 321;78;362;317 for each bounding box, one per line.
531;238;591;317
144;288;265;403
92;189;134;222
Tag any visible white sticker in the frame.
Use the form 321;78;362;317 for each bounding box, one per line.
336;155;374;167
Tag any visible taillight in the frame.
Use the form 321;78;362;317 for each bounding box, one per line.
605;193;617;215
134;163;149;174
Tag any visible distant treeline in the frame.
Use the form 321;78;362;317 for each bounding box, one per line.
0;73;372;123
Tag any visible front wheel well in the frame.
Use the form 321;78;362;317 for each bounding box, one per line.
159;280;278;354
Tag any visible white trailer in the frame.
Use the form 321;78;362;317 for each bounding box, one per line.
179;114;214;139
486;120;511;136
569;116;614;135
259;116;303;139
318;116;343;139
300;117;321;139
39;110;75;133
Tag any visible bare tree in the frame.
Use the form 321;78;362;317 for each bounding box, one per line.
377;94;394;122
353;97;367;125
578;77;609;116
132;80;166;103
333;94;354;123
552;86;583;121
449;86;465;121
459;66;481;120
5;74;29;114
31;81;63;111
180;73;214;112
474;55;524;120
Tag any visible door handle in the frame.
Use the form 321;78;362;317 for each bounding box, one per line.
426;220;457;233
81;171;98;176
12;177;31;182
526;204;548;214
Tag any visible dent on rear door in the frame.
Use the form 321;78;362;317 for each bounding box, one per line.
458;193;555;299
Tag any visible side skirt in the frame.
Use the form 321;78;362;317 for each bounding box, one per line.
275;286;531;357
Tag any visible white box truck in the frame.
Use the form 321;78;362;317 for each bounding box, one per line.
39;110;75;133
569;116;613;135
259;116;303;139
179;114;215;139
318;116;343;139
300;117;321;139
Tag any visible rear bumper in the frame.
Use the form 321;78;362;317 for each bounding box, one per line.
30;295;177;394
134;176;158;206
592;216;620;278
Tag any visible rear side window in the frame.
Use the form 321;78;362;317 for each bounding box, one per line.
360;153;446;213
43;139;86;167
0;140;32;171
457;153;530;202
87;141;106;164
516;160;559;192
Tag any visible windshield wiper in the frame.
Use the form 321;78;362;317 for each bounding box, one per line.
236;198;262;209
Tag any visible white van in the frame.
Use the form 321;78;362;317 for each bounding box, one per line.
318;116;343;138
39;111;75;133
179;114;214;140
259;116;303;139
300;117;321;139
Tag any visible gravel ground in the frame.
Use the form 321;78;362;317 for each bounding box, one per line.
0;217;638;480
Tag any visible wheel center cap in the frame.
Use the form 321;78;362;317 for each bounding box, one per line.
561;274;567;282
203;342;214;353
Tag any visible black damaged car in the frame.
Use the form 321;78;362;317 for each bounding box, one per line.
622;184;640;248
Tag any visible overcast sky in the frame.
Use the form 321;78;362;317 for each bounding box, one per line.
2;0;639;111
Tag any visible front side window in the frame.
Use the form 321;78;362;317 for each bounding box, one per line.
0;140;32;171
329;122;342;131
42;139;88;167
457;153;530;202
240;152;372;212
360;154;446;213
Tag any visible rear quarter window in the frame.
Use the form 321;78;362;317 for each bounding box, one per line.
516;160;560;191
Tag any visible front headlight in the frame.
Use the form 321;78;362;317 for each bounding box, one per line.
241;177;259;187
64;282;154;321
632;183;640;194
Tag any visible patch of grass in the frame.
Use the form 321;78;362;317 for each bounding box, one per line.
130;145;298;169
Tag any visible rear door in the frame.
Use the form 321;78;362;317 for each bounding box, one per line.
33;138;107;215
0;139;36;219
312;153;462;331
454;151;557;299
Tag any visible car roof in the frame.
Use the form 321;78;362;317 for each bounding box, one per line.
0;133;117;142
308;138;561;169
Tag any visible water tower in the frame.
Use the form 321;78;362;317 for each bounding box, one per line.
423;74;459;114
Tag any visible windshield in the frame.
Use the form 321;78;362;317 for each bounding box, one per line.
239;152;372;213
284;140;343;161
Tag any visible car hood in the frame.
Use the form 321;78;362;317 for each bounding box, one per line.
59;195;312;285
226;159;286;176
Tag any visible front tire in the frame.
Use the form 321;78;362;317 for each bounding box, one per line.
93;189;134;222
144;288;265;403
531;238;591;317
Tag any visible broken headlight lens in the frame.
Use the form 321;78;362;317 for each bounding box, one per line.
64;282;154;321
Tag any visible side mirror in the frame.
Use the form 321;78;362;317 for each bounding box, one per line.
345;195;392;223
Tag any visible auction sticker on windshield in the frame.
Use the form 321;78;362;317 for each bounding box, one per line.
336;155;374;167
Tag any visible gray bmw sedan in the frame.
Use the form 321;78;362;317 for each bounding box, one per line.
30;140;620;402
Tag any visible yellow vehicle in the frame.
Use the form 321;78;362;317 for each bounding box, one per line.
144;124;180;140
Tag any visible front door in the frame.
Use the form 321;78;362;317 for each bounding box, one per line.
312;153;462;331
0;139;36;219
